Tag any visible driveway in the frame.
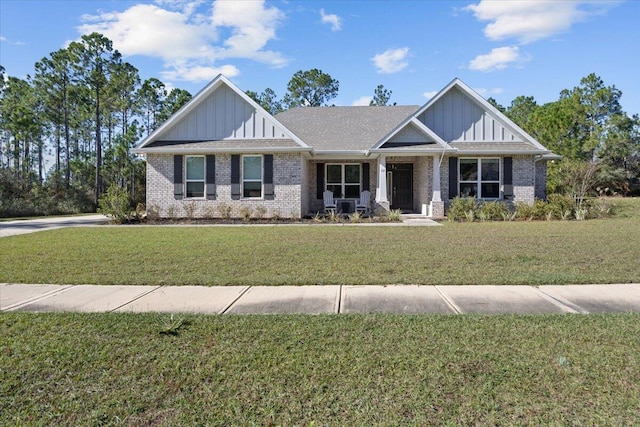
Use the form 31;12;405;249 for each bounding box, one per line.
0;214;110;238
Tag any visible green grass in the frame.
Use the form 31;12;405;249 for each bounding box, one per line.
2;312;639;425
1;207;640;286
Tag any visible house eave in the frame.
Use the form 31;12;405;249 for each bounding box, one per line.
368;148;456;156
454;149;550;156
133;146;312;155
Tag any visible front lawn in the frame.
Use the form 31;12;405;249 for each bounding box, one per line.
1;201;639;286
1;313;639;425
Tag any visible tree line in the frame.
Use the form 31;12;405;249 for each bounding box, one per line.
1;31;638;218
0;32;192;217
489;73;639;195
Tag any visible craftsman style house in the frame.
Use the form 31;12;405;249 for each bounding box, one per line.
134;75;557;218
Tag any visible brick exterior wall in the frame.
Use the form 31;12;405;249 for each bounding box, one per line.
512;155;536;204
535;160;547;200
146;153;304;218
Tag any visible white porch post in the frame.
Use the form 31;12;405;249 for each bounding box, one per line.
432;155;441;202
375;155;389;210
429;155;445;218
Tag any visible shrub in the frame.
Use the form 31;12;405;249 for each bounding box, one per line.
255;205;267;220
239;205;253;222
387;209;403;222
98;184;132;223
217;203;232;219
514;201;535;221
447;197;477;222
184;201;197;220
477;201;510;221
546;193;575;220
349;211;362;223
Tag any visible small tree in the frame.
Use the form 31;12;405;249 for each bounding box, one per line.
369;84;394;106
98;183;131;223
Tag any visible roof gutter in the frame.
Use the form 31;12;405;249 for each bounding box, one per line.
133;146;313;155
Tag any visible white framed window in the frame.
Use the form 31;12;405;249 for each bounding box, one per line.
243;155;263;198
326;163;361;198
185;155;205;198
459;158;500;199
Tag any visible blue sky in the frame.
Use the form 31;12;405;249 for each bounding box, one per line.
1;0;639;115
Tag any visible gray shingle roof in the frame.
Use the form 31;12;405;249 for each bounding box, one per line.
275;106;420;151
143;139;303;152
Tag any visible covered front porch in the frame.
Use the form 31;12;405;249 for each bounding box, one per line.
305;154;445;218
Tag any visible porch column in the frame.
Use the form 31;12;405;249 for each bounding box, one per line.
429;155;445;218
375;155;389;211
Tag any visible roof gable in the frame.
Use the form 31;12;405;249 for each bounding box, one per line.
135;75;307;151
414;78;548;151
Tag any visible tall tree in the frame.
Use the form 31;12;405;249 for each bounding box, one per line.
34;48;75;188
370;84;394;106
283;69;339;108
68;32;122;204
157;88;192;124
137;78;167;135
246;88;283;115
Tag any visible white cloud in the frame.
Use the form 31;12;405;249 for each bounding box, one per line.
474;87;503;97
352;96;372;106
0;36;5;42
465;0;620;44
371;47;409;74
423;90;438;99
468;46;529;72
320;9;342;31
160;64;240;82
78;0;286;83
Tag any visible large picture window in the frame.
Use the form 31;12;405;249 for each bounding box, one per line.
459;158;500;199
185;155;205;198
326;164;361;198
243;155;263;198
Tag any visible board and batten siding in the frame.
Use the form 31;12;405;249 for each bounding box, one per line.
417;87;522;143
158;85;289;141
388;123;432;144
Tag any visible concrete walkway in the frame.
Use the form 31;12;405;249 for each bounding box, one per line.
2;283;640;315
0;214;110;237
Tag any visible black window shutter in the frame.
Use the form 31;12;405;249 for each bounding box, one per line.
316;163;325;199
362;162;370;191
503;156;513;199
206;155;216;200
448;157;458;199
264;154;274;200
231;155;240;200
173;155;183;198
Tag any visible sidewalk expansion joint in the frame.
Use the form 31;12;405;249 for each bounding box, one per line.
4;284;74;311
109;286;163;312
220;286;251;314
434;286;462;314
335;285;343;314
534;287;589;314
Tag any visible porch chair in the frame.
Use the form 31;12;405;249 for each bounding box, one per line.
355;190;371;214
323;190;337;214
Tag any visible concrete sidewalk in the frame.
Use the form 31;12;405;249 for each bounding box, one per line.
2;283;640;315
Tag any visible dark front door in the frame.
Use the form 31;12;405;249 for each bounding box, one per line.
389;163;413;211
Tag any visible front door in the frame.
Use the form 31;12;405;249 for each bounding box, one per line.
388;164;413;211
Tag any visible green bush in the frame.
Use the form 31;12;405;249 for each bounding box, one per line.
477;201;510;221
97;184;131;223
447;197;477;221
546;193;575;220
